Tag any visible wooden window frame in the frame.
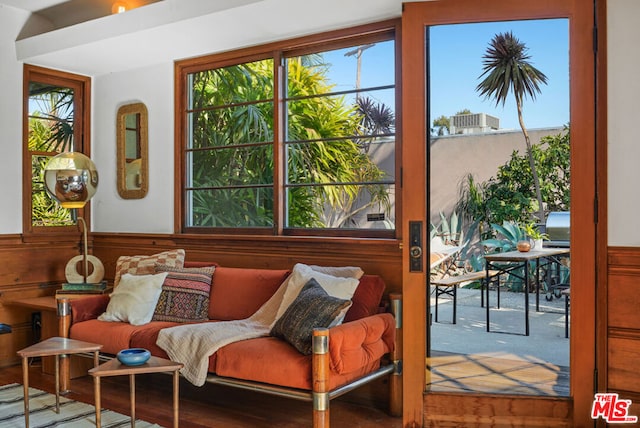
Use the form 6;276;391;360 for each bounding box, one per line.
174;20;401;239
22;64;92;239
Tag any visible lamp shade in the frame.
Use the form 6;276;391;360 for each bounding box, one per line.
44;152;99;209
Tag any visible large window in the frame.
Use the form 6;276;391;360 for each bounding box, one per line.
178;23;398;237
23;65;91;234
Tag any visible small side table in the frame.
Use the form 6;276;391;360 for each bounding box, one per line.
89;355;183;428
17;337;102;428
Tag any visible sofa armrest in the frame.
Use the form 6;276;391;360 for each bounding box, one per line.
327;312;395;375
71;295;110;324
57;295;110;338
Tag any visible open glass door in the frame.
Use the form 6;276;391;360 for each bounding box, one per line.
401;1;596;425
427;18;570;396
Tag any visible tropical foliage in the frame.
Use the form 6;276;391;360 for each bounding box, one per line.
481;221;527;253
188;56;393;229
28;84;75;226
476;31;548;223
453;128;570;291
481;221;532;291
455;127;570;235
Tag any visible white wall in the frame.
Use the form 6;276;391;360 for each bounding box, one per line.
92;63;174;233
607;0;640;245
0;6;29;233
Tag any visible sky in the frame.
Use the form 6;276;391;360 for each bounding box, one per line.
321;18;569;132
429;18;569;131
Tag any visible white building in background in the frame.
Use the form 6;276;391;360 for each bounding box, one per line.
450;112;500;134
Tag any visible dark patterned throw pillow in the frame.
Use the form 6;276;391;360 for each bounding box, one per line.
151;264;215;322
270;277;350;355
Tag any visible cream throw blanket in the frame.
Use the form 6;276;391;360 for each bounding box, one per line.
156;264;363;386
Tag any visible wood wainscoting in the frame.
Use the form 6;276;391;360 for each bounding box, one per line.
606;247;640;419
0;234;80;367
423;393;572;428
91;233;403;296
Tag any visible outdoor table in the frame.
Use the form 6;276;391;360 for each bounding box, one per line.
484;247;570;335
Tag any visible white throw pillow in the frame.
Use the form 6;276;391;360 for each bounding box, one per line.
98;272;168;326
308;265;364;279
275;263;360;323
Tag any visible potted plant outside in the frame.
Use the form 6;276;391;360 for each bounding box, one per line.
523;222;549;250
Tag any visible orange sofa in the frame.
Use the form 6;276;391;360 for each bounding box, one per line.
58;263;401;427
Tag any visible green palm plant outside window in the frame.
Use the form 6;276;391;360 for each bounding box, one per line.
28;83;76;227
185;39;395;232
476;31;548;224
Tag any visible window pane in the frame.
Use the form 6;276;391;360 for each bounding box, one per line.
188;102;274;149
31;154;74;227
285;39;396;230
287;183;395;229
28;82;75;153
188;146;273;188
185;59;276;229
187;188;274;228
287;41;395;96
189;60;273;109
28;81;76;227
286;140;395;229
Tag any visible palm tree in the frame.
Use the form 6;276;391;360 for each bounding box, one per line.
476;31;548;224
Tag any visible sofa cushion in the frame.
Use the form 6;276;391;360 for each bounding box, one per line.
152;264;215;323
271;278;351;355
208;267;290;320
343;275;386;323
98;272;168;325
114;249;185;287
275;263;360;322
214;337;381;390
129;320;189;360
70;319;138;354
327;313;395;374
71;319;178;356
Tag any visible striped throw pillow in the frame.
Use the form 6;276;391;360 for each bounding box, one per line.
151;264;215;322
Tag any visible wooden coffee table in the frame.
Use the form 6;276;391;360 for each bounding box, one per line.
17;337;102;428
89;355;183;428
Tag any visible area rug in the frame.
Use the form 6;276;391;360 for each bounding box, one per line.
0;383;162;427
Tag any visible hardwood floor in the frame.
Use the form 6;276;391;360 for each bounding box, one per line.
427;350;570;396
2;353;568;426
0;361;401;428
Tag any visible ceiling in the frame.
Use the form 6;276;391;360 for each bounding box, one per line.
1;0;162;38
0;0;160;15
3;0;404;76
0;0;67;11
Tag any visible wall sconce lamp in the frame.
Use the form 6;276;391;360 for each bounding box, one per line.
44;152;104;285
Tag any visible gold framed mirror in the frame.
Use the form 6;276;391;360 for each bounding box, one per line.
117;102;148;199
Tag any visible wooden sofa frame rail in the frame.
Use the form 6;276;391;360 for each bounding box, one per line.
56;294;403;428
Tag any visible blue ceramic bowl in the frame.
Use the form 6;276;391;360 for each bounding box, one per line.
117;348;151;366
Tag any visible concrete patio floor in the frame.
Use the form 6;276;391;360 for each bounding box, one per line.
429;286;569;367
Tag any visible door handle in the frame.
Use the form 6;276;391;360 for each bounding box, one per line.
409;221;423;272
410;246;423;259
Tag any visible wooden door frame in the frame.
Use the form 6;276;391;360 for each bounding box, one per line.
401;0;598;426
